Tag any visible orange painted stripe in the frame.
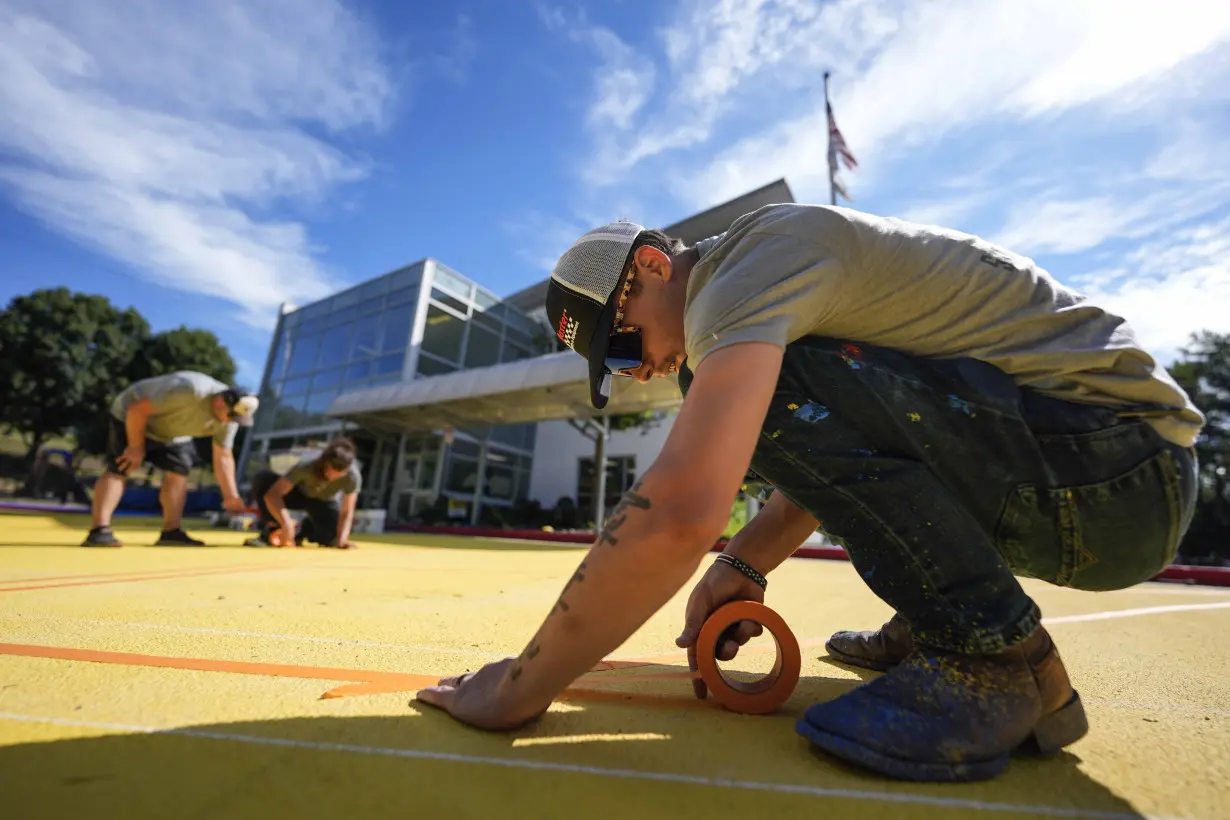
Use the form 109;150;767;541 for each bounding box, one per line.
0;642;438;688
0;565;285;593
0;563;262;586
0;642;713;709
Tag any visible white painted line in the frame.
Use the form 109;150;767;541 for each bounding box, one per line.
1;615;509;659
1043;602;1230;625
0;712;1186;820
512;732;670;747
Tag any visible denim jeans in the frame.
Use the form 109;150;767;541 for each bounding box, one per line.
680;336;1199;654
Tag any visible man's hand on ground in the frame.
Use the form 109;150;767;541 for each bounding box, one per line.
415;658;546;731
676;559;766;699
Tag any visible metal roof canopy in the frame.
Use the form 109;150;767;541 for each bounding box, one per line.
325;351;682;433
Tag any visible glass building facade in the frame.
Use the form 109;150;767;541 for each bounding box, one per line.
238;258;552;525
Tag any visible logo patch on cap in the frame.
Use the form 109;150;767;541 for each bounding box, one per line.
557;312;580;348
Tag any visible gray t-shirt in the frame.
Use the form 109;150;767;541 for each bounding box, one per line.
110;371;239;448
285;460;362;501
685;204;1205;448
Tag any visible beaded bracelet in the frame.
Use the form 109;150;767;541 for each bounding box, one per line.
715;553;767;589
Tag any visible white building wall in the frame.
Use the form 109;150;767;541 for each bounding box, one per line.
528;413;678;506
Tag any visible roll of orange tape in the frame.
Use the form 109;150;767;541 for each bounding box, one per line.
695;600;801;715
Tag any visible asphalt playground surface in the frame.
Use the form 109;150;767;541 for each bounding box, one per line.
1;511;1228;819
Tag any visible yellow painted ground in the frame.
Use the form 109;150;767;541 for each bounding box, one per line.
1;511;1228;820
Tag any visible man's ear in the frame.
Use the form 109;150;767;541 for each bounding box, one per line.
633;245;673;282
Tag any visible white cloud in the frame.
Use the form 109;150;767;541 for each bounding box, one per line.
691;0;1230;208
0;0;393;327
505;209;596;276
1072;214;1230;366
896;191;994;231
536;4;654;137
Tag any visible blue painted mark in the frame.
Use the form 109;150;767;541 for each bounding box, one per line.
852;448;875;456
947;394;974;416
793;401;830;423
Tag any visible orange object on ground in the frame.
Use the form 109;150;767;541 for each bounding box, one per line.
694;600;801;715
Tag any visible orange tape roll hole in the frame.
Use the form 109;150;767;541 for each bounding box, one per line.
695;600;801;715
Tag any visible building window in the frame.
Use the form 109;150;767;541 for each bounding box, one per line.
431;288;468;316
316;326;351;369
577;455;637;521
380;304;414;352
415;353;456;377
444;456;479;493
311;367;343;390
373;351;404;376
351;320;379;360
464;325;500;369
432;264;473;301
287;334;320;376
421;304;465;362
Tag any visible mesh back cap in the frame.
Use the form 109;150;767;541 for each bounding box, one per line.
545;220;644;409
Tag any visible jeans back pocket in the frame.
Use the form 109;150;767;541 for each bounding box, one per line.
995;446;1183;591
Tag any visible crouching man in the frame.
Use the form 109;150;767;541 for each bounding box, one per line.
413;206;1202;783
83;370;258;547
245;437;361;549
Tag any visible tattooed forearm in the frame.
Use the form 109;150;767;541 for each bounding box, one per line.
508;481;655;684
509;641;541;681
596;480;652;548
550;561;587;615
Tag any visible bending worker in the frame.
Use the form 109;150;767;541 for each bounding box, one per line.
245;437;362;549
413;204;1202;784
83;370;257;547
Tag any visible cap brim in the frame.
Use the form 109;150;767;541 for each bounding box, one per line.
232;413;255;427
586;301;618;410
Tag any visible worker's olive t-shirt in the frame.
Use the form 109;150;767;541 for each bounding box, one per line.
110;371;239;448
285;461;362;501
683;204;1205;448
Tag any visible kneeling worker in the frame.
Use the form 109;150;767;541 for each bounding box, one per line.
83;370;258;547
245;437;362;549
415;205;1202;783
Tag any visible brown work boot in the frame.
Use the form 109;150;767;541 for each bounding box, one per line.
825;613;914;671
799;626;1088;782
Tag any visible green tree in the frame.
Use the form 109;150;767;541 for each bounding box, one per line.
0;288;149;464
73;325;242;461
127;326;238;384
1168;330;1230;562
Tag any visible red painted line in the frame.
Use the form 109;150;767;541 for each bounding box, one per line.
0;564;284;593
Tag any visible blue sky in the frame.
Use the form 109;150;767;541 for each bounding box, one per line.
2;0;1229;390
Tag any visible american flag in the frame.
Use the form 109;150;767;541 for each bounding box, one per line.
827;99;857;201
827;101;858;170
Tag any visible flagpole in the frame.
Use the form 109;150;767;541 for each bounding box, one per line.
824;71;835;206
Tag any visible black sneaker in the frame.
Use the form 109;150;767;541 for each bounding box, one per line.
155;528;207;547
81;527;123;548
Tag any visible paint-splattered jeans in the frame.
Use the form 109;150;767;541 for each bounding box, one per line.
683;336;1199;655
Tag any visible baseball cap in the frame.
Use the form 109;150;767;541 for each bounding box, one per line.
222;388;260;427
544;220;644;409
